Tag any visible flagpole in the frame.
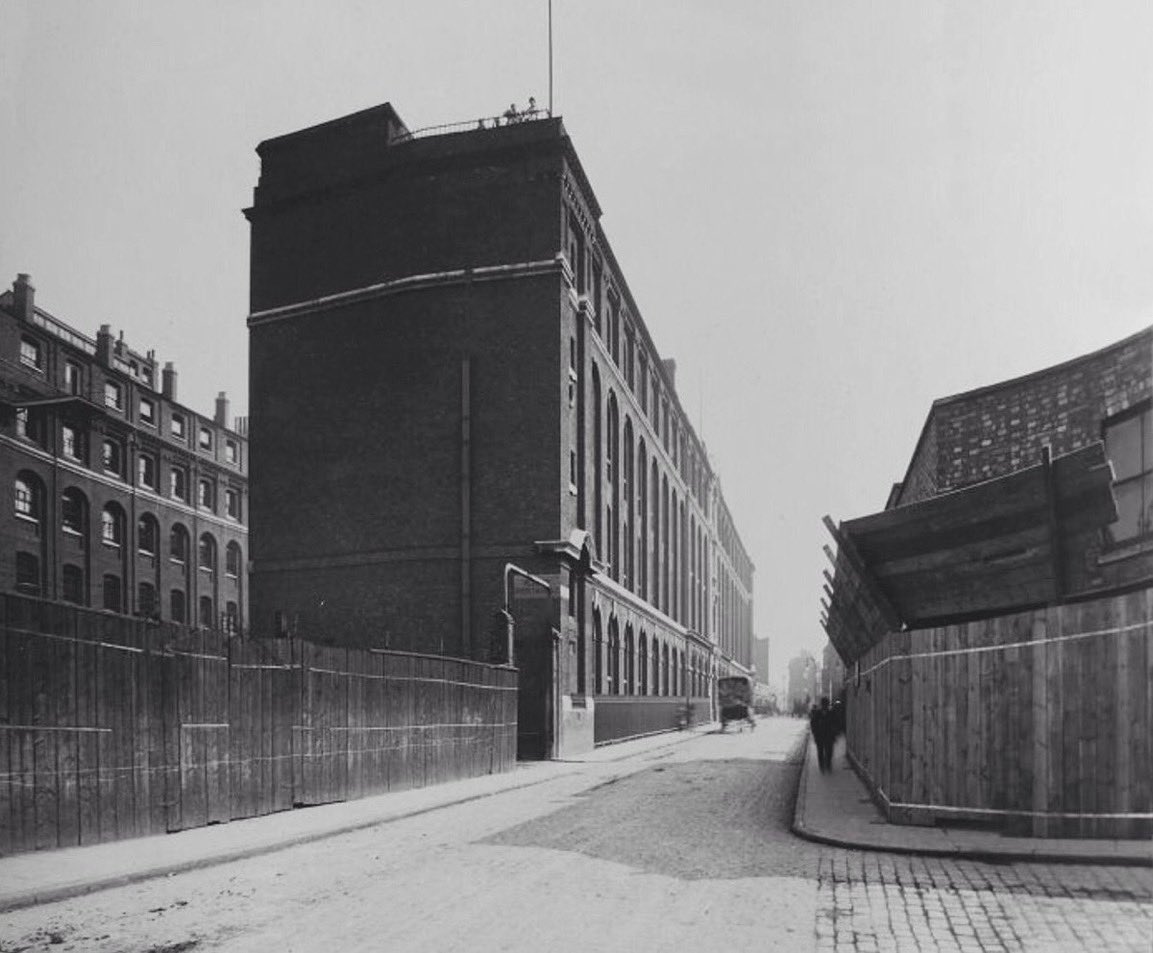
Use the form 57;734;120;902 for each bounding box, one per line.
548;0;554;115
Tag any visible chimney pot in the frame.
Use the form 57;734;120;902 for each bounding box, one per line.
13;273;35;322
96;324;115;366
214;391;230;428
162;362;178;401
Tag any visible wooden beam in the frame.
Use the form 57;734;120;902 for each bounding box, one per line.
825;543;889;649
1041;445;1065;601
823;585;874;659
823;515;904;631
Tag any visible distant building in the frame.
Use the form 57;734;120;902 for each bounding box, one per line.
787;651;818;713
0;274;248;629
752;635;770;688
820;639;844;699
244;102;755;757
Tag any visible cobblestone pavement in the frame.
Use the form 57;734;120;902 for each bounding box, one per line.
0;719;1148;952
815;848;1151;953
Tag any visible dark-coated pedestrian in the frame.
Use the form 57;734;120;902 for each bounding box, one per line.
810;696;836;772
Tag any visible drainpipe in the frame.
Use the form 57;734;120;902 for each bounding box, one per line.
502;563;551;665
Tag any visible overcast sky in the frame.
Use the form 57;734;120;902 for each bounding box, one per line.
3;1;1152;684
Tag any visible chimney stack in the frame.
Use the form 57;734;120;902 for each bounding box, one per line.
13;273;35;322
662;358;677;390
96;324;115;366
214;391;230;428
162;362;178;400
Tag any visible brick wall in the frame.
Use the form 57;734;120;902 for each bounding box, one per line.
898;328;1151;505
892;327;1152;596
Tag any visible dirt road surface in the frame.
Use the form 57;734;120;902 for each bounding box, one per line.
0;718;1148;953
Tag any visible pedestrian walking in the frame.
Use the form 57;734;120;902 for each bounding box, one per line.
810;696;835;772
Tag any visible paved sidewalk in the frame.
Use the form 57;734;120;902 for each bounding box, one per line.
0;725;713;914
792;732;1152;867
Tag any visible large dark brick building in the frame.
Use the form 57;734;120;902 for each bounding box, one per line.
1;274;248;630
244;102;755;757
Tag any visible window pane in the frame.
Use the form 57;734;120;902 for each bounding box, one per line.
1108;479;1143;543
15;552;40;594
138;583;157;617
170;590;185;623
1105;414;1143;481
103;575;122;611
62;565;85;604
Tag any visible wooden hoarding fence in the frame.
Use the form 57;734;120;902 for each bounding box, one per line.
0;594;517;855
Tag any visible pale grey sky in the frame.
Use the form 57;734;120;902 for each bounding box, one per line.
3;1;1152;682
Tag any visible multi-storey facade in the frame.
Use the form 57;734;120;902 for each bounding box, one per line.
245;102;754;757
0;274;249;630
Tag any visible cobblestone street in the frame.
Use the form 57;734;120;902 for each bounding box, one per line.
0;719;1148;953
816;852;1150;953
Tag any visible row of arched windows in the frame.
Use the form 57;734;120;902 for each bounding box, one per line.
13;549;241;630
14;474;240;564
569;198;712;512
590;368;711;633
11;473;242;629
591;611;709;698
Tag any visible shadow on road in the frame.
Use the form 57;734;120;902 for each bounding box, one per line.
482;756;819;881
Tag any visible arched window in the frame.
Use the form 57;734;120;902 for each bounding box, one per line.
662;643;670;696
198;533;217;573
661;476;669;613
689;515;697;629
637;440;647;597
15;552;40;595
169;524;189;563
137;513;159;555
671;489;679;622
606;392;619;579
225;601;239;634
650;460;660;606
199;595;214;628
593;611;603;695
101;504;125;547
607;618;620;695
225;541;242;577
622;418;634;590
638;632;649;695
61;488;87;537
591;365;602;548
624;625;635;694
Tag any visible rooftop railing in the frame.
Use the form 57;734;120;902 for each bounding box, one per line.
395;107;552;143
30;308;96;355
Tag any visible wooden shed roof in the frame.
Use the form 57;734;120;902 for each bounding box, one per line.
822;441;1117;663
